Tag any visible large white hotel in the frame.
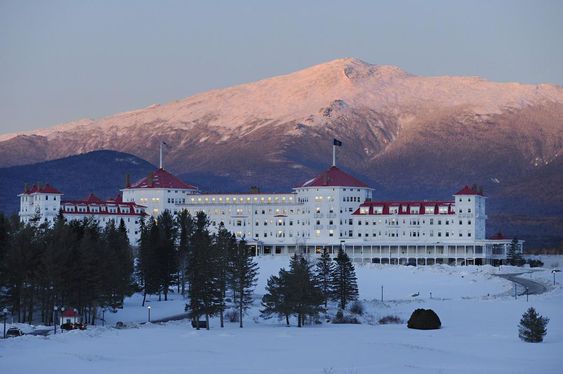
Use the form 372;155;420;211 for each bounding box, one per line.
19;160;519;265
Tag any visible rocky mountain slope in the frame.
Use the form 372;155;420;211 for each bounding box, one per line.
0;58;561;247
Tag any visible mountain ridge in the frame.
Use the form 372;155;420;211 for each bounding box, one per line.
0;58;561;248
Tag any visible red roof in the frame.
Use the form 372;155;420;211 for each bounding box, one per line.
352;201;455;215
62;309;78;317
84;193;103;204
129;168;197;190
455;185;484;196
22;183;62;194
297;166;369;188
62;195;147;217
489;232;506;240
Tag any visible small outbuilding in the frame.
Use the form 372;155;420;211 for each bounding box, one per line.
60;308;80;327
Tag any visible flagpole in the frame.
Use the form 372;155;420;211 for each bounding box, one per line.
159;142;163;169
332;145;336;167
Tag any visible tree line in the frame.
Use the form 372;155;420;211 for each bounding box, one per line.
0;212;132;325
1;208;359;330
137;210;259;329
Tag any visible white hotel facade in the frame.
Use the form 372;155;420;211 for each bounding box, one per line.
121;164;518;265
19;163;520;265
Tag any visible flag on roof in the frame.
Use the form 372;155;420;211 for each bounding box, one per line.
333;138;342;146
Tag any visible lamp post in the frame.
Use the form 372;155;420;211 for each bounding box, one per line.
552;269;561;286
102;309;106;327
147;306;151;323
2;308;8;339
60;307;65;331
53;306;58;335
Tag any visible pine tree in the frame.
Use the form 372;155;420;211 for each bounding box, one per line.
176;210;194;295
214;224;235;328
507;238;524;266
519;307;549;343
331;248;359;310
261;270;292;326
315;248;335;309
156;210;178;301
138;217;160;306
228;239;259;328
290;254;324;327
186;211;221;329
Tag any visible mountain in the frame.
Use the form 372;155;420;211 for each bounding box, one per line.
0;58;561;247
0;150;156;215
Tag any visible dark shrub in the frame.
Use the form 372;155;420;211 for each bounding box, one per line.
526;259;544;268
349;301;364;315
335;310;344;321
332;309;360;324
407;309;441;330
191;320;208;329
332;316;360;324
225;309;239;323
378;315;403;325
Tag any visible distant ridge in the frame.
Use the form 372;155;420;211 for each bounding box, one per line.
0;150;156;215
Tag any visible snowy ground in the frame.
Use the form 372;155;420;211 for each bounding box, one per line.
1;257;562;374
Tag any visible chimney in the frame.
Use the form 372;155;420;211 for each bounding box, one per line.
24;183;29;193
125;174;131;188
147;173;154;186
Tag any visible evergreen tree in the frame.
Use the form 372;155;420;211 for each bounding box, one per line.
137;217;160;306
156;210;178;301
186;212;220;329
519;307;549;342
176;210;194;295
507;238;524;266
314;248;335;309
287;254;324;327
0;212;135;325
3;222;38;322
261;270;292;326
331;248;359;310
228;239;258;328
101;219;133;309
214;224;235;328
261;255;323;327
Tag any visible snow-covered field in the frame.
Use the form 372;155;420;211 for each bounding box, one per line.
1;257;562;374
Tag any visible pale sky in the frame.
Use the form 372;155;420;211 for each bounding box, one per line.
1;0;562;135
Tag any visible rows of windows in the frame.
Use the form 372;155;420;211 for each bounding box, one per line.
187;195;295;204
353;230;474;238
354;218;473;226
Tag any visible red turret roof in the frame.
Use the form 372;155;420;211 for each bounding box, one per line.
297;166;369;188
22;183;62;194
455;185;484;196
129;168;197;190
